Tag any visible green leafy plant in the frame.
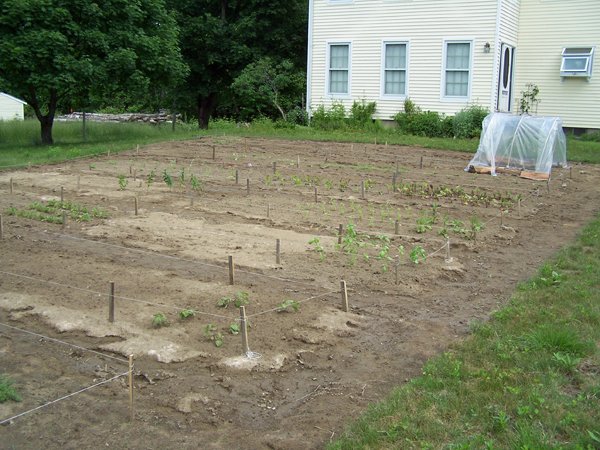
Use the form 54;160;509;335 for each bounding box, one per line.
470;216;484;240
217;291;250;309
162;169;173;189
308;237;326;261
146;169;156;190
117;174;128;190
179;309;196;320
229;323;240;335
152;313;168;328
409;245;427;265
203;324;224;347
277;299;300;312
0;375;21;403
519;83;540;114
190;173;203;192
415;215;435;234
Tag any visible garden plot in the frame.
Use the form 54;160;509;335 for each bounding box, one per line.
1;137;599;449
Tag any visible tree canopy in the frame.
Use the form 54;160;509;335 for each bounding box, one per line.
0;0;187;144
169;0;308;128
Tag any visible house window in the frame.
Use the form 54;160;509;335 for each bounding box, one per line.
383;42;407;96
561;47;594;78
328;43;350;95
444;41;471;98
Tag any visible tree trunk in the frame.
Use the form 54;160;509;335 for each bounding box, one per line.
197;93;217;130
40;117;54;145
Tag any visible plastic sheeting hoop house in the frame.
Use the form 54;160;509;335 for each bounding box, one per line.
466;113;568;180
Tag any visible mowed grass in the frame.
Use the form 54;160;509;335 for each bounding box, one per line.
329;214;600;449
2;118;600;169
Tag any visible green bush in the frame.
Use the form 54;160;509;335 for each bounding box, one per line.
579;130;600;142
310;102;347;130
394;99;448;138
453;104;489;139
310;101;380;131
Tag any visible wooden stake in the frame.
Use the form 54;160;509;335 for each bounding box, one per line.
394;258;399;285
60;186;64;204
128;354;134;421
0;214;3;240
361;181;365;199
518;198;522;217
228;255;235;285
212;145;216;160
272;161;277;174
446;238;451;262
500;210;503;228
77;175;81;192
394;220;399;235
296;155;300;168
133;169;137;181
340;280;349;312
108;281;115;323
267;203;270;218
314;187;318;203
235;169;239;185
392;172;397;192
129;165;132;175
134;197;138;216
240;306;250;356
246;178;250;195
338;224;343;245
276;238;281;265
62;211;67;229
419;156;423;169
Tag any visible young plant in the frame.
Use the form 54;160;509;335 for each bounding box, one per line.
229;323;240;335
117;174;128;190
162;169;173;189
470;216;484;240
217;291;250;308
178;167;186;191
0;375;21;403
409;245;427;265
190;173;203;192
179;309;196;320
146;169;156;190
152;313;168;328
415;215;434;234
203;324;224;347
308;237;326;261
277;299;300;312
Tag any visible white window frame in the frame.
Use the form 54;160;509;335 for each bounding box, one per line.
326;41;352;98
380;40;410;99
561;47;594;78
441;39;473;101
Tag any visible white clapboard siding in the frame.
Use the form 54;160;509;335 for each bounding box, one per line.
0;93;26;121
514;0;600;129
309;0;498;120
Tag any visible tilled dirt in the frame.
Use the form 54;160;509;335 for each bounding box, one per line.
1;137;599;449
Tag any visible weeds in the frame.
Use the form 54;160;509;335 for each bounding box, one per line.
0;375;21;403
203;324;224;347
152;313;168;328
217;291;250;308
277;299;300;312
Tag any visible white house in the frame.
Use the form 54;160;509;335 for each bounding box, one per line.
306;0;600;131
0;92;27;121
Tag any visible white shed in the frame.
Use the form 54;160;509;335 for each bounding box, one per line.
0;92;27;121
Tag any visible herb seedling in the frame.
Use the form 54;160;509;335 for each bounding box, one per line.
410;245;427;265
277;299;300;312
117;174;128;190
203;324;224;347
162;169;173;189
179;309;196;319
152;313;168;328
308;237;326;261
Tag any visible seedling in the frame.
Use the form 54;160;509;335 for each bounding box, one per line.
229;323;240;335
146;169;156;190
470;216;484;240
117;174;128;190
178;167;186;190
0;375;21;403
217;291;250;308
152;313;168;328
203;324;224;347
179;309;196;319
277;299;300;312
409;245;427;265
415;215;435;234
308;237;325;261
190;173;203;192
162;169;173;189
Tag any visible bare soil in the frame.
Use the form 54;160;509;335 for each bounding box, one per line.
1;137;598;449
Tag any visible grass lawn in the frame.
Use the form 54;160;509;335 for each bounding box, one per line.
329;214;600;449
2;118;600;169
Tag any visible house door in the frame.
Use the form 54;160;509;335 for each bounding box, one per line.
497;44;514;112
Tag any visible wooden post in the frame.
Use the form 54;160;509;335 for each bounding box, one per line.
272;161;277;174
314;187;318;203
361;180;365;199
62;211;67;229
235;169;239;185
108;281;115;323
134;197;138;216
133;169;137;182
518;198;522;218
128;354;134;421
446;238;451;262
340;280;349;312
10;178;13;194
392;172;397;192
297;155;300;169
228;255;235;285
0;214;3;240
212;145;216;160
60;186;64;204
338;224;343;245
77;175;81;192
246;178;250;195
190;195;194;207
240;306;250;356
419;156;423;169
129;165;132;175
276;238;281;265
394;220;399;235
